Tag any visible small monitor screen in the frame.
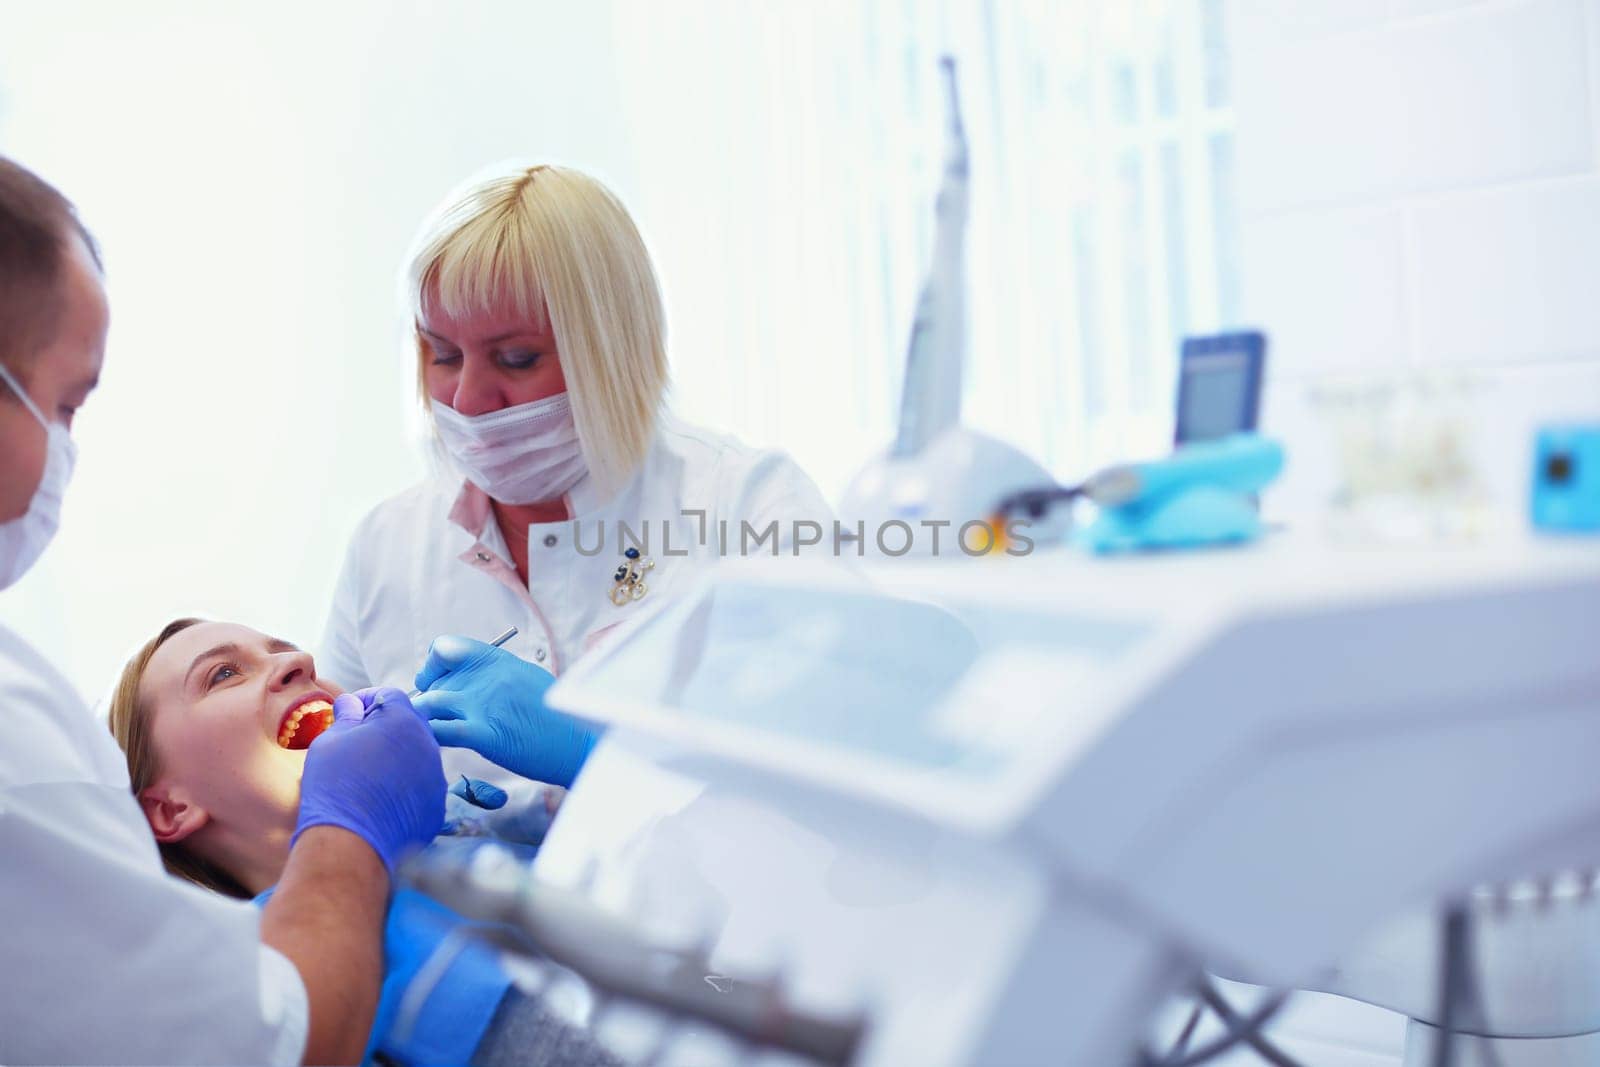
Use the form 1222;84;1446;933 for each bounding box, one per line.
1180;351;1252;440
1176;332;1265;444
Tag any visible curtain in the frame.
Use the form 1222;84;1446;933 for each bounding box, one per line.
611;0;1240;499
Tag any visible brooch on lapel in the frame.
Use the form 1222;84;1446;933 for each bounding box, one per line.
610;546;655;606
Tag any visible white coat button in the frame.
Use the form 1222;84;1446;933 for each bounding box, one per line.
543;534;558;547
475;550;491;563
535;648;547;662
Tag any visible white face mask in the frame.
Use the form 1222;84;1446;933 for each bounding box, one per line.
430;391;588;505
0;362;77;591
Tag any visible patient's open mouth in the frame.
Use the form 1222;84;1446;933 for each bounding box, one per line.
277;698;334;750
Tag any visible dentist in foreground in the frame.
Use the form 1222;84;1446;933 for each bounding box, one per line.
0;157;448;1065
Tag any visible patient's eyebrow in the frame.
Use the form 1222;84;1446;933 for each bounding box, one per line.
185;643;242;691
184;638;301;689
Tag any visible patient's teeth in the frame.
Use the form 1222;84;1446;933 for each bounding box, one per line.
276;700;335;750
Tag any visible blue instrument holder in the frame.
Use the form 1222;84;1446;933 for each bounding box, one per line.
1078;434;1284;554
1079;484;1266;554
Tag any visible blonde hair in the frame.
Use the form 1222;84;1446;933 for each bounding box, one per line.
408;164;669;495
106;618;251;900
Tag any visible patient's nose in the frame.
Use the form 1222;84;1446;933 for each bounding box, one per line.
270;649;317;691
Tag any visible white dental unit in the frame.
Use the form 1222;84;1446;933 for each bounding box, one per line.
515;535;1600;1065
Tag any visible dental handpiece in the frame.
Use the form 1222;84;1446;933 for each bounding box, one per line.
994;435;1286;520
1081;434;1285;507
406;626;519;700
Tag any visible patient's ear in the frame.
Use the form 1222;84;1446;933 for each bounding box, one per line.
138;781;210;844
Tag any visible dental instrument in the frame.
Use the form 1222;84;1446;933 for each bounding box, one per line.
892;55;966;459
839;57;1064;552
992;433;1284;552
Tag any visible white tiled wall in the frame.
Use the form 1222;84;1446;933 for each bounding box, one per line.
1227;0;1600;1062
1413;178;1600;362
1237;0;1591;213
1233;0;1600;530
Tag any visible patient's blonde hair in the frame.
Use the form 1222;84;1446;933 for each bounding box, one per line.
408;164;670;495
107;617;251;900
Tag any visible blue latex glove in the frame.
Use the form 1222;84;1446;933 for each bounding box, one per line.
441;776;565;845
412;635;601;788
441;776;507;837
451;775;509;809
294;686;447;873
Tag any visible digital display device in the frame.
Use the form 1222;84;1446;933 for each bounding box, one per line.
1175;331;1266;445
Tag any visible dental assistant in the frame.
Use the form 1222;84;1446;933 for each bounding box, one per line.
320;163;833;791
0;156;448;1066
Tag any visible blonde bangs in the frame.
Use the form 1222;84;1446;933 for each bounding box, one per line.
408;165;670;496
420;186;550;331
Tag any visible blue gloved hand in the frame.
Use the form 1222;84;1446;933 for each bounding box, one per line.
441;776;565;845
412;635;601;788
442;775;508;837
451;775;509;810
294;686;447;873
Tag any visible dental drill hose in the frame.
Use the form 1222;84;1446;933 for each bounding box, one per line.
402;843;866;1065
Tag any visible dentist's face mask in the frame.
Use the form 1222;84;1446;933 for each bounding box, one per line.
0;361;77;590
430;391;587;505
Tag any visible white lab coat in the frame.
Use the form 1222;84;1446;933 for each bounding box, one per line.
320;412;835;789
0;624;307;1066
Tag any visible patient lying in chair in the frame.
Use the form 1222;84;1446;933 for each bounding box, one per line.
106;617;618;1067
